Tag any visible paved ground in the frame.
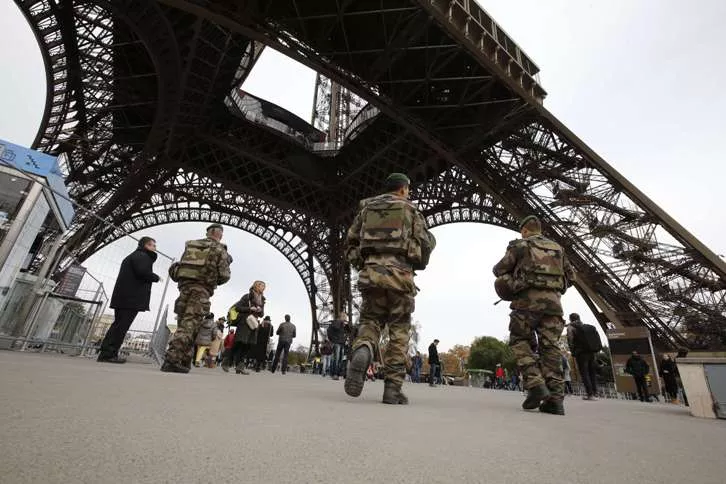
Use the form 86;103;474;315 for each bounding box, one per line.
0;351;724;484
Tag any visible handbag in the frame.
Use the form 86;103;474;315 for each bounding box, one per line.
246;314;259;331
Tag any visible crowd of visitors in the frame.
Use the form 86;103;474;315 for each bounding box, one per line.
95;235;687;405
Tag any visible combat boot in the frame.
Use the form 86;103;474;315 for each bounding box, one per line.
539;399;565;415
344;346;372;398
160;361;190;374
382;381;409;405
522;383;550;410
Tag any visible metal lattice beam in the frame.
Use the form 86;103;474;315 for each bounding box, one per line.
16;0;726;350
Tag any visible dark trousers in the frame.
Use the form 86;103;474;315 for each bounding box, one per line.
330;343;344;376
634;375;650;401
575;353;599;396
255;344;268;371
224;342;250;369
663;375;679;400
99;308;139;358
272;341;292;373
429;363;439;385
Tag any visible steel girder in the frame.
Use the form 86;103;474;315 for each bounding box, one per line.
161;0;725;349
74;166;335;336
471;118;726;350
17;0;260;247
19;0;726;350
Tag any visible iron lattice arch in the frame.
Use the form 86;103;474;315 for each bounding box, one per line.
78;168;335;334
17;0;726;350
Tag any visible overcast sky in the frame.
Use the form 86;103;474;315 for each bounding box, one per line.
1;1;725;352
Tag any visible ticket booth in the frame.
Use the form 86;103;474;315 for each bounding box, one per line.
0;139;74;338
606;326;661;398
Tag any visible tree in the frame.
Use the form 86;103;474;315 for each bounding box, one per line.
440;345;470;376
287;344;309;367
448;344;470;362
468;336;516;372
440;351;464;376
409;321;421;355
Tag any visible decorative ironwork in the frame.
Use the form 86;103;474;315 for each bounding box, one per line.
16;0;726;351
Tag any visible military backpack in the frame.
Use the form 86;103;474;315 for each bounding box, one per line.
170;238;219;284
516;236;566;292
357;194;434;269
359;195;413;258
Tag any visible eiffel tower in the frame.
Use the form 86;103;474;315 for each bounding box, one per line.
15;0;726;352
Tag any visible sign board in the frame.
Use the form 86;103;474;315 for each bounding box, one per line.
55;263;86;298
606;326;661;397
0;139;75;227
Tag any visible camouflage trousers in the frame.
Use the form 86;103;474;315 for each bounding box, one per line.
163;284;211;368
508;310;565;400
353;287;414;388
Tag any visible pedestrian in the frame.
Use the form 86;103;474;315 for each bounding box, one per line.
428;340;441;387
221;327;235;366
343;173;436;404
207;319;225;368
254;316;274;372
161;224;231;373
223;281;266;375
194;313;215;367
562;354;573;395
495;363;505;388
625;351;651;402
327;312;349;380
98;237;160;364
271;314;296;374
660;355;679;403
411;352;422;383
493;215;575;415
321;338;333;377
566;313;602;400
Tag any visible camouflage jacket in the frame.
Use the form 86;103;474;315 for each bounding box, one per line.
493;235;575;315
178;237;231;294
345;193;435;295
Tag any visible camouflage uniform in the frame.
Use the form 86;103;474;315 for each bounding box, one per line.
346;192;436;397
163;237;231;371
493;234;574;401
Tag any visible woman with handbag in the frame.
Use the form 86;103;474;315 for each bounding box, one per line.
222;280;266;375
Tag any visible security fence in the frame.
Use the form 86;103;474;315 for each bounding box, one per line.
0;167;175;364
0;235;174;364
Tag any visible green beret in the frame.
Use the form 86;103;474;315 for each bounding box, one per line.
207;223;224;232
385;173;410;185
518;215;540;230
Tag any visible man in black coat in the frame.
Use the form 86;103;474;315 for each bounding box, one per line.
625;351;651;402
98;237;160;364
428;339;440;387
566;313;602;401
327;312;349;380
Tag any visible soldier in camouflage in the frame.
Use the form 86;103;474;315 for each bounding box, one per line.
161;224;232;373
493;215;575;415
344;173;436;404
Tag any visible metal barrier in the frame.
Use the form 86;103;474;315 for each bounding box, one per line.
0;169;175;364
